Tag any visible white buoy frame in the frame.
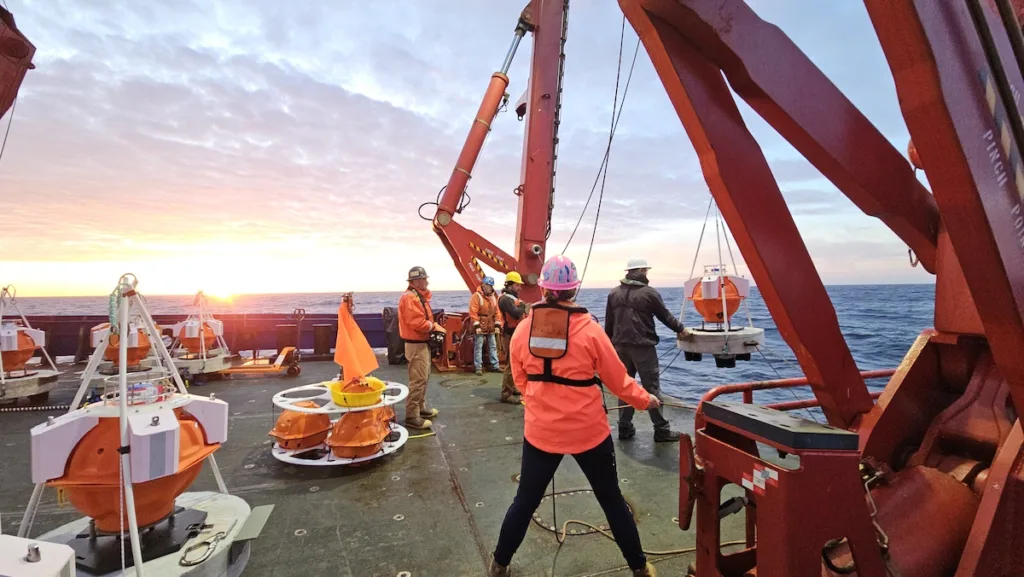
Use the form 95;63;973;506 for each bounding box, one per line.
0;285;61;401
17;274;233;573
167;290;234;376
270;381;411;466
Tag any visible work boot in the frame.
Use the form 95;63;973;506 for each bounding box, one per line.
653;429;682;443
420;407;439;419
405;417;432;430
475;368;483;376
500;396;522;405
487;366;501;373
632;562;657;577
618;424;636;440
488;556;511;577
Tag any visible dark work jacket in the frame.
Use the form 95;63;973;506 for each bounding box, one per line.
605;277;684;347
498;290;527;336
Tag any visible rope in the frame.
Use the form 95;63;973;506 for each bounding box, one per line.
562;16;627;253
754;346;820;423
542;485;747;575
577;30;642;289
688;195;715;280
0;97;14;167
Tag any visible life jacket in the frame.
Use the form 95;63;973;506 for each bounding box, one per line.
499;292;525;332
526;302;601;388
471;290;499;333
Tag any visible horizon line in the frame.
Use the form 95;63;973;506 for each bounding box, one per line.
16;281;937;299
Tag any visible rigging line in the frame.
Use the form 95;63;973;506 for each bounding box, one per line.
563;15;626;253
0;97;16;167
755;346;821;423
578;37;641;286
717;209;755;328
687;195;715;280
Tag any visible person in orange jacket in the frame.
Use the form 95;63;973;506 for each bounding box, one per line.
469;276;501;375
488;255;660;577
397;266;446;430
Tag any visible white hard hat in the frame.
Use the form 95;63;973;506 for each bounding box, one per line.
625;257;650;271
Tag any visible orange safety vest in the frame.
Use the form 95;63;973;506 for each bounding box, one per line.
499;292;525;332
527;303;601;388
398;288;434;342
470;290;499;333
509;301;652;455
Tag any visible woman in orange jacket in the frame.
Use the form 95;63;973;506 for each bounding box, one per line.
489;255;660;577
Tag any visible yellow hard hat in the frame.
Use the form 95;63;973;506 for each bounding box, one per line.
505;271;524;285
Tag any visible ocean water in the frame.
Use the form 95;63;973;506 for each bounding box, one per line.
13;285;935;406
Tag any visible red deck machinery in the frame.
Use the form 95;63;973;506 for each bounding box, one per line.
438;0;1024;573
609;0;1024;575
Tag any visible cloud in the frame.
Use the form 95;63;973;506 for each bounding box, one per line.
1;0;933;296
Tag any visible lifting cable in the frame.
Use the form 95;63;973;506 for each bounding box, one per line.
562;17;641;288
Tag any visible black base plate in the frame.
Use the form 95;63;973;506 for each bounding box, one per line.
68;507;208;574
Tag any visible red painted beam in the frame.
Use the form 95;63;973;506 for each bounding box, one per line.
620;1;872;428
865;0;1024;416
633;0;940;273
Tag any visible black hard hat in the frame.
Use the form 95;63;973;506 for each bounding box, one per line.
408;266;428;281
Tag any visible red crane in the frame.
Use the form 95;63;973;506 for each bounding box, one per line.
430;1;566;305
438;0;1024;573
610;0;1024;574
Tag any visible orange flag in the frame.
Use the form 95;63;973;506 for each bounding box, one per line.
334;300;379;383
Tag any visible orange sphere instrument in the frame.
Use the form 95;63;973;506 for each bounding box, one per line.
0;325;38;373
91;322;153;367
177;321;217;354
690;277;743;324
47;410;218;532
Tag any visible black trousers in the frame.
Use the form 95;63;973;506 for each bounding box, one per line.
493;436;647;570
615;344;670;432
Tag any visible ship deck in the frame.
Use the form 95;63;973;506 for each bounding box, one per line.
0;358;748;577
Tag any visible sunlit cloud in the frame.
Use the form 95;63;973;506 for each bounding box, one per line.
1;0;933;296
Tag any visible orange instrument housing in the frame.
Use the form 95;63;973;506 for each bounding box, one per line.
47;409;219;532
1;330;37;372
177;322;217;354
690;278;742;324
269;400;332;451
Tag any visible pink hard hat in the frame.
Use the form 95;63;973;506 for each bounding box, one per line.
538;255;581;290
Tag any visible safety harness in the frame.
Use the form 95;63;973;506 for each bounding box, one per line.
526;303;601;388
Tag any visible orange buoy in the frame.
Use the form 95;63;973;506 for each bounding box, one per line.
0;324;38;373
326;409;391;459
48;409;219;532
177;321;217;354
691;277;742;324
269;400;332;451
92;323;153;367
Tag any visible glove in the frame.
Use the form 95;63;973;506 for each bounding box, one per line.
432;323;448;334
494;325;502;334
678;328;693;339
474;322;482;335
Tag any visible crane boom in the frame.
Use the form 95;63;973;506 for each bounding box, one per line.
432;1;565;303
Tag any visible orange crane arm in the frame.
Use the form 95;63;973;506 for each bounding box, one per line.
432;1;565;303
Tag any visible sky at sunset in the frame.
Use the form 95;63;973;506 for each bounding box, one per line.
1;0;935;298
